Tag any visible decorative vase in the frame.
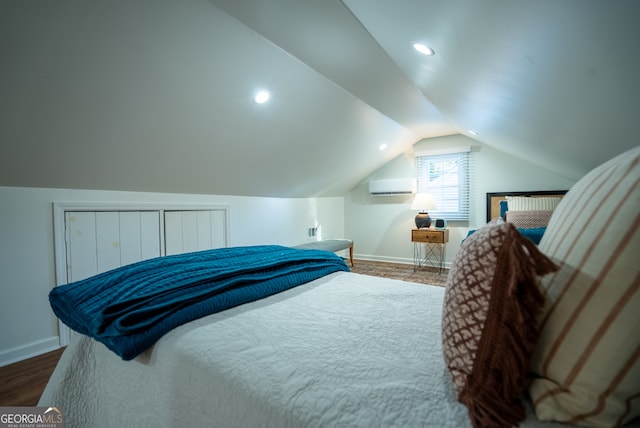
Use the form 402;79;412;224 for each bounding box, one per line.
415;212;431;229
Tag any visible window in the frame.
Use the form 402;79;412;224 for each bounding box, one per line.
416;150;470;221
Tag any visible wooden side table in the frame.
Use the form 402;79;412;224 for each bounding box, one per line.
411;228;449;274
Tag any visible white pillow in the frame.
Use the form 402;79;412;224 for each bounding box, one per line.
506;196;561;211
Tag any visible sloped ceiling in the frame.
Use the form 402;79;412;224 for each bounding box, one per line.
342;0;640;180
1;1;638;198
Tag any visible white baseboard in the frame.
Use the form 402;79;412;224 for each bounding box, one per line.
0;336;60;367
354;254;451;269
353;254;413;265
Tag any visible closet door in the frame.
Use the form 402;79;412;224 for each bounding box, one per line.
65;211;161;282
56;205;227;347
164;210;227;256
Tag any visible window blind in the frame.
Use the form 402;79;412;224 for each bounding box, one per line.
416;151;470;221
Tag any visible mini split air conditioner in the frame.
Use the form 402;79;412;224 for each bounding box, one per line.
368;179;416;196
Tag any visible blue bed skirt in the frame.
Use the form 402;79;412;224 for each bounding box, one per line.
49;245;349;360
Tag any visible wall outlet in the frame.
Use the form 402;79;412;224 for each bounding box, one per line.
308;227;318;237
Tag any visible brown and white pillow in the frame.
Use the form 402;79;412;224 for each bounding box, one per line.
529;146;640;426
442;222;557;427
505;210;553;229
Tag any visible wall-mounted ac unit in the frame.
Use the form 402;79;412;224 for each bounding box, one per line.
368;178;416;196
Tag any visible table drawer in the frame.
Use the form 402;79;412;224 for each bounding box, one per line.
411;229;449;243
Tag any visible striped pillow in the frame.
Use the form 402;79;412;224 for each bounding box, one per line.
506;196;562;211
529;146;640;426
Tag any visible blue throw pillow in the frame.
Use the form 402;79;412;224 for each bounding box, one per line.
517;227;546;245
464;226;546;245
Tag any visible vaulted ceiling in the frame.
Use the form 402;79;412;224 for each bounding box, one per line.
1;1;638;197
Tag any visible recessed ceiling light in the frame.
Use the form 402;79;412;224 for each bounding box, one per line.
254;90;271;104
379;143;388;151
467;130;478;136
412;42;434;56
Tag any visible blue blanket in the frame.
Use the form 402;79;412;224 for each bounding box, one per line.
49;245;349;360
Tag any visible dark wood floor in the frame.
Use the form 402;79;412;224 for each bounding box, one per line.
0;347;65;406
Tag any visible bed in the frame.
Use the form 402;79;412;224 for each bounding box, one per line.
485;190;568;223
39;147;640;428
466;190;568;245
40;269;570;428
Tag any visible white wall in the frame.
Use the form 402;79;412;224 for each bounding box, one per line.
0;186;344;366
0;137;577;365
345;134;577;265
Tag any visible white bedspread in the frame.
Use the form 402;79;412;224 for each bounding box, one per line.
39;272;566;427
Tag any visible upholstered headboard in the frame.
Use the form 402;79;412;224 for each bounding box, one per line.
486;190;568;223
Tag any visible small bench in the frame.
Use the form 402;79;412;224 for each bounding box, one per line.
293;239;354;267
